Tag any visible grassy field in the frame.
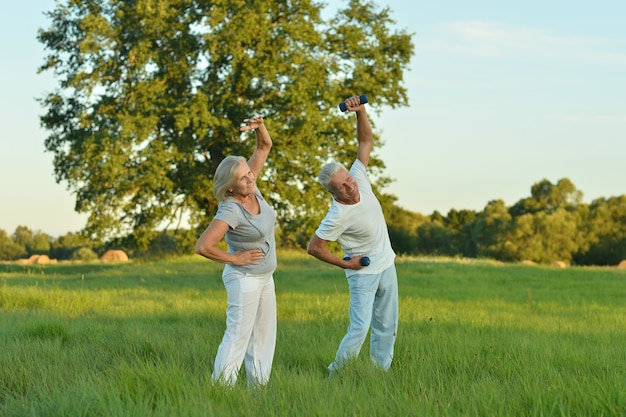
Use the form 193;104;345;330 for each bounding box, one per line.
1;252;625;416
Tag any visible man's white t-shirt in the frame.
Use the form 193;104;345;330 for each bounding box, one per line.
315;159;396;277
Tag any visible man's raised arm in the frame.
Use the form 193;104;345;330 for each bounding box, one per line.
341;95;372;167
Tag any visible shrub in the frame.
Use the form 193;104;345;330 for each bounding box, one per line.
71;247;99;262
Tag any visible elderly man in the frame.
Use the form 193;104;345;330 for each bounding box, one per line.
307;95;399;375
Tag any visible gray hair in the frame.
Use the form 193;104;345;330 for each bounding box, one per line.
318;161;346;190
213;155;246;201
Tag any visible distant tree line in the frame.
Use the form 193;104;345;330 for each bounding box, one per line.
2;177;624;265
386;178;626;266
0;226;197;262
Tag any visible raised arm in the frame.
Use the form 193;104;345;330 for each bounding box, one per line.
342;95;373;167
241;115;272;179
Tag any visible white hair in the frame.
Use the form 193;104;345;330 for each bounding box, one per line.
318;161;346;190
213;155;246;201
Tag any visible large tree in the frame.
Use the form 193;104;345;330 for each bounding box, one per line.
37;0;413;248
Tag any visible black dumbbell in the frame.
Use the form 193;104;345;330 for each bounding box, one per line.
343;256;371;267
339;94;368;112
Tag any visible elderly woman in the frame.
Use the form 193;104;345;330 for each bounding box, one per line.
196;115;277;387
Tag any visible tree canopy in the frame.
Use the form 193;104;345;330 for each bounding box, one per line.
37;0;414;248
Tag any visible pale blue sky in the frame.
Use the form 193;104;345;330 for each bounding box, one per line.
1;1;625;236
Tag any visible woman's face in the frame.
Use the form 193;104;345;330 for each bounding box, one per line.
230;162;256;197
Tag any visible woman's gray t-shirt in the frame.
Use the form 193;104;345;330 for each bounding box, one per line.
215;190;277;275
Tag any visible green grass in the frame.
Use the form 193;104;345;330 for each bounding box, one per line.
1;253;625;416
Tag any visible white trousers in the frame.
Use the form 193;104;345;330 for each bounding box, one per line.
212;270;276;386
329;265;398;372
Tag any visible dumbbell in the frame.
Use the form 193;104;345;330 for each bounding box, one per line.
338;94;368;112
343;256;371;267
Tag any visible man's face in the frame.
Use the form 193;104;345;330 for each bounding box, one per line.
328;168;359;204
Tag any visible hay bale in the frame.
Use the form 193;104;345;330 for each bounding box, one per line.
35;255;51;264
551;261;567;268
617;260;626;269
521;260;536;266
101;249;129;262
28;255;40;264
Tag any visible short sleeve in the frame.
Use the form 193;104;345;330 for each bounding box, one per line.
315;205;347;242
215;201;241;229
